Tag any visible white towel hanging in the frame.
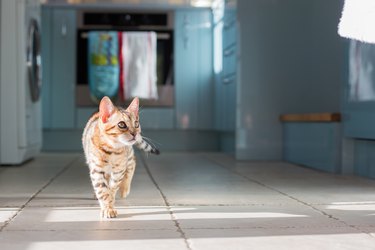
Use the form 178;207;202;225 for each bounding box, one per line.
121;32;158;100
338;0;375;44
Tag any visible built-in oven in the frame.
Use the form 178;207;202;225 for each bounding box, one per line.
76;10;174;107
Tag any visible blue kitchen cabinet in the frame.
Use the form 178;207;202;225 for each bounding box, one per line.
42;7;76;129
214;6;237;132
175;9;214;130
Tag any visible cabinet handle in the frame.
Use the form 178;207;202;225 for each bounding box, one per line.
61;22;67;37
183;15;190;49
224;19;235;30
183;36;189;49
183;15;190;26
223;77;235;84
224;47;235;57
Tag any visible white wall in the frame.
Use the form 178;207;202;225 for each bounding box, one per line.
236;0;346;160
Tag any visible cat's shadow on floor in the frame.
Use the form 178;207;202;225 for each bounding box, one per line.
116;214;132;219
115;209;171;219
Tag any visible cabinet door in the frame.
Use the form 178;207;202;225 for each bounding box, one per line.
223;9;236;49
175;10;214;130
215;73;236;131
50;8;76;129
214;8;237;132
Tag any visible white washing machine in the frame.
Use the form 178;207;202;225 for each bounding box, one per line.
0;0;42;164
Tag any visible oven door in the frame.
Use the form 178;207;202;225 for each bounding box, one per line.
76;29;174;107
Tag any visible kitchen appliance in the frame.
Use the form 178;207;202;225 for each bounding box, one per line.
0;0;42;164
76;10;174;107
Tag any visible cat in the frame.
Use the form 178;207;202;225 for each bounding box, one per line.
82;96;159;218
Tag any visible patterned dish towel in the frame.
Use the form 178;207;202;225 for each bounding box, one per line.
88;31;120;103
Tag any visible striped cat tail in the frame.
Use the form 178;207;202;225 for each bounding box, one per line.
135;137;160;155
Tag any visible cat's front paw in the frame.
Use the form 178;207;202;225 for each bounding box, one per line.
101;207;118;218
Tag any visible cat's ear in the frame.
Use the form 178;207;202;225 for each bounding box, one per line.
99;96;115;123
127;97;139;116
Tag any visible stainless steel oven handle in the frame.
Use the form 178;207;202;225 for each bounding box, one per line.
156;33;171;40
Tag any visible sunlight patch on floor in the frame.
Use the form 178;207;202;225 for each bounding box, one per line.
0;208;18;223
330;201;375;205
173;211;308;219
43;206;187;222
326;204;375;211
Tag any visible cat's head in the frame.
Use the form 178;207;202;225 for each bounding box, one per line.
98;96;141;147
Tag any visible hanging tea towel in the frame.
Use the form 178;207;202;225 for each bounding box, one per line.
88;31;120;103
121;32;158;100
338;0;375;43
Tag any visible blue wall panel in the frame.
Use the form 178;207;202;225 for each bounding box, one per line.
236;0;345;160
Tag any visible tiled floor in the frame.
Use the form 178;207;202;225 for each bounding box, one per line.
1;152;375;249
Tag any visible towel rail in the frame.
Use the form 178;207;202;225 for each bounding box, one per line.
80;32;171;40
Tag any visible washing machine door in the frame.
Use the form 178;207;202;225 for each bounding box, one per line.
27;18;42;102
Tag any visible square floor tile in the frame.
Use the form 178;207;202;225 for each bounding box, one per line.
145;153;296;205
0;229;188;250
185;227;375;250
171;204;344;229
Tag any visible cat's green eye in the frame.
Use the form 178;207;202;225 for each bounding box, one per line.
134;121;139;128
117;121;128;130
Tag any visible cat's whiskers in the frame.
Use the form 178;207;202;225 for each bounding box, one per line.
141;134;162;148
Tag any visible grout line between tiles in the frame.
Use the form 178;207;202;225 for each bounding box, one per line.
139;155;193;250
3;224;354;232
17;203;296;208
203;155;375;238
0;157;80;232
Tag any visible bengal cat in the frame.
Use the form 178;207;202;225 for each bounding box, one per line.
82;96;159;218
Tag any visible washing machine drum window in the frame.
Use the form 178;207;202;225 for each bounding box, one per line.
27;18;42;102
